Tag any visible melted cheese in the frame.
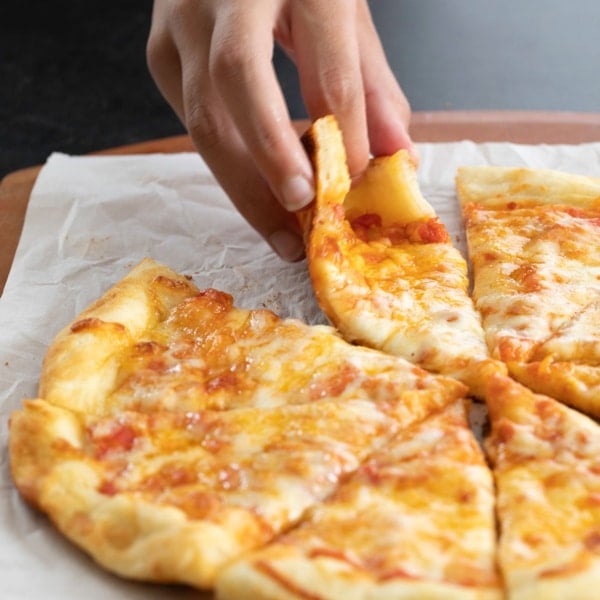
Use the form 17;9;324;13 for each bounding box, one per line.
107;290;464;415
536;301;600;363
217;400;502;599
10;259;468;589
465;205;600;363
484;374;600;599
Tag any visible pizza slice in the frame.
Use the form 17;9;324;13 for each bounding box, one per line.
482;372;600;599
300;116;498;395
457;165;600;416
216;399;501;600
9;258;466;589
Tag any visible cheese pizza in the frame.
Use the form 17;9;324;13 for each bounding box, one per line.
11;116;600;599
457;165;600;416
483;372;600;600
217;399;501;600
9;258;466;589
300;116;498;395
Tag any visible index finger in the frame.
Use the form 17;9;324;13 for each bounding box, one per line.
288;0;369;179
209;2;315;213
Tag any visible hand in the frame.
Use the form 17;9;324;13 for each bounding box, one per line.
147;0;415;261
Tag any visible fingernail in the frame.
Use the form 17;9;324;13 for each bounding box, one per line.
280;174;314;211
268;229;305;262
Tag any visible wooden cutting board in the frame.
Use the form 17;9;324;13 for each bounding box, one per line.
2;110;600;295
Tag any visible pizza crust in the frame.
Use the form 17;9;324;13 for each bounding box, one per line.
39;258;199;413
508;359;600;418
456;165;600;209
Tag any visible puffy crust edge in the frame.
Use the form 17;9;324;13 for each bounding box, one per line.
456;165;600;209
39;258;199;413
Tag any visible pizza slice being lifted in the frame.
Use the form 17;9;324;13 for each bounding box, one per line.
9;258;466;589
216;398;502;600
457;165;600;416
300;116;500;396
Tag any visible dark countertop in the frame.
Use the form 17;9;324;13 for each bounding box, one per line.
2;0;599;180
1;1;185;179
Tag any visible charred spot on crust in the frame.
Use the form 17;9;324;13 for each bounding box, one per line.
154;274;195;290
70;317;125;334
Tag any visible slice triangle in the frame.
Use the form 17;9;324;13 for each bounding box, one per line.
216;399;502;600
482;373;600;599
300;116;496;395
9;258;465;589
457;165;600;417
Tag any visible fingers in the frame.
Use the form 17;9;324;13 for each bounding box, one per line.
355;0;418;161
146;1;185;122
289;0;370;179
287;0;416;176
147;0;305;261
146;0;417;264
209;2;315;213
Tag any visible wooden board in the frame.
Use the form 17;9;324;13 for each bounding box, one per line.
2;110;600;295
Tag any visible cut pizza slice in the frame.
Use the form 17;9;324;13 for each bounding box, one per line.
216;399;501;600
9;258;466;589
300;116;497;395
39;258;461;417
457;165;600;416
482;372;600;600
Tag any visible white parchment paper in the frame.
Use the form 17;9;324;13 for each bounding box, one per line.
2;142;600;599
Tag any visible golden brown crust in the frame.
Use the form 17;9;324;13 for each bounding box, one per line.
39;258;199;413
9;399;83;507
508;359;600;418
456;165;600;210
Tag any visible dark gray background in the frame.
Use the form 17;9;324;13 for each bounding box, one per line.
2;0;599;179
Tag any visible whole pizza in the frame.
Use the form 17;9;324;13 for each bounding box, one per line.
9;116;600;599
